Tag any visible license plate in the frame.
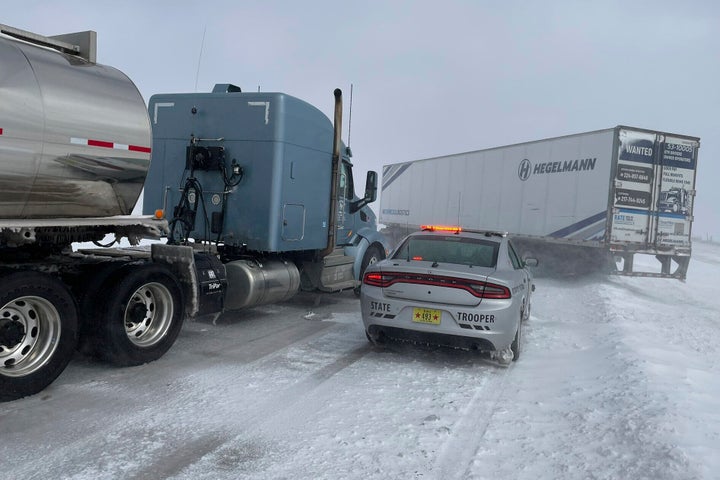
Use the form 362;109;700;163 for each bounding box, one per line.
413;307;441;325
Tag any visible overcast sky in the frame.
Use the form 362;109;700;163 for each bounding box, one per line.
4;0;719;238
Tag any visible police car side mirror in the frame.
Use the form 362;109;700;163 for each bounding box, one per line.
524;258;538;267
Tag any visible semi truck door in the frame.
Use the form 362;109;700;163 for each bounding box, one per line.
337;161;355;239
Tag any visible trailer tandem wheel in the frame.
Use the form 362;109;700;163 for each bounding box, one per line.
0;271;78;401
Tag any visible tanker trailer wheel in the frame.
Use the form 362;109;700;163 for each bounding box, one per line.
354;244;385;296
94;264;183;367
0;272;78;401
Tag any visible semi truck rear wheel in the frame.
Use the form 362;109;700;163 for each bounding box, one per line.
91;264;183;367
0;272;78;401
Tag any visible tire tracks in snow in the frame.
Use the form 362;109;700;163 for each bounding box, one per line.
131;324;374;479
432;364;511;478
458;277;701;480
0;312;362;480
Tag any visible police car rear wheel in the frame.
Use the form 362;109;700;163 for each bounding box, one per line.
365;329;386;347
511;316;522;361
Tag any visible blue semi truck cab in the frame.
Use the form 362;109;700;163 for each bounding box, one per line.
143;85;388;309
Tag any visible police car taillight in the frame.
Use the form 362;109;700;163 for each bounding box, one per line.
469;282;511;299
363;272;392;287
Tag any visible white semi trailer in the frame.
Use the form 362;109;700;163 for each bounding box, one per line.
380;126;699;279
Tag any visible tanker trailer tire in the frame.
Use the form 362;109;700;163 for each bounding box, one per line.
93;264;183;367
354;244;385;296
0;272;78;402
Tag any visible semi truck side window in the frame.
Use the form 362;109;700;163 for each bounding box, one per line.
341;162;355;199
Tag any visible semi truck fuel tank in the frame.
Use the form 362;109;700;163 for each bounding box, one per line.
224;258;300;310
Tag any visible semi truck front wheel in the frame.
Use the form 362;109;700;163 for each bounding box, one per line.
354;244;385;296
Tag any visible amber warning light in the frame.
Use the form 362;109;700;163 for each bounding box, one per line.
421;225;462;232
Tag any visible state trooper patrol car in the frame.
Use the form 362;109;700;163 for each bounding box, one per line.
360;225;537;363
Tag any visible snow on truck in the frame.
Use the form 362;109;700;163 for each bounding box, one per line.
380;126;699;279
0;25;387;401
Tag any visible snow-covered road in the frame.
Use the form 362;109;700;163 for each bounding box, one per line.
1;242;718;479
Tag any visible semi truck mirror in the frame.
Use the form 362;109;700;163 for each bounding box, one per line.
364;171;378;202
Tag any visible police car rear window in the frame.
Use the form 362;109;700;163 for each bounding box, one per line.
392;235;499;267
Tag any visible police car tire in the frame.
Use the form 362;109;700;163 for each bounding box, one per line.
511;317;522;362
522;301;530;322
365;329;386;347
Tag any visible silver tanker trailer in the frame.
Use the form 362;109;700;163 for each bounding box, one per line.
0;24;225;401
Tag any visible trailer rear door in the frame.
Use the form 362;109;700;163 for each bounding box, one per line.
609;127;698;250
654;135;698;248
